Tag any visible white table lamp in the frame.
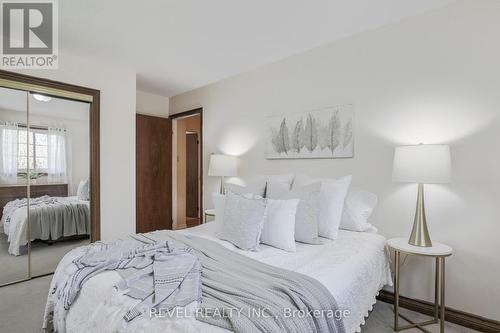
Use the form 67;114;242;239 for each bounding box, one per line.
208;154;238;194
392;144;451;247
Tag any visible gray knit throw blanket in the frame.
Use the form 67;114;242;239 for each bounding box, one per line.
46;231;346;333
155;231;346;333
45;234;201;333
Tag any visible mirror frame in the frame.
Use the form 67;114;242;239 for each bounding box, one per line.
0;69;101;242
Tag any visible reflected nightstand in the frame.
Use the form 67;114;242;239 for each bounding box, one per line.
387;238;453;333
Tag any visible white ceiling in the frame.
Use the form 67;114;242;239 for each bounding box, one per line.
60;0;455;97
0;88;90;121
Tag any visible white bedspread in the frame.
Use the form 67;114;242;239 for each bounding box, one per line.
61;223;392;333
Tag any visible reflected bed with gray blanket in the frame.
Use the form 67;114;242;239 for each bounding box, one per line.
44;231;346;333
1;195;90;255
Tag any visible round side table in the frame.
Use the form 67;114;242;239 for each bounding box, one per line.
204;209;215;223
387;238;452;333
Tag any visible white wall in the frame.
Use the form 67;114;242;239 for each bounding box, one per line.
14;51;137;240
171;0;500;320
136;90;169;117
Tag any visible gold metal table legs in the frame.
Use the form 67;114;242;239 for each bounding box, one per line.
393;250;446;333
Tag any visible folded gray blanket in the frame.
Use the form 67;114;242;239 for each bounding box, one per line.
155;231;346;333
29;200;89;241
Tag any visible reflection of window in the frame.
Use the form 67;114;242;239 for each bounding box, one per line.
17;128;48;172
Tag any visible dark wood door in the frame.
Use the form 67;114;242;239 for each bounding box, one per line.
185;133;199;218
136;114;172;233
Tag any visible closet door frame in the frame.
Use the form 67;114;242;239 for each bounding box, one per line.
0;69;101;246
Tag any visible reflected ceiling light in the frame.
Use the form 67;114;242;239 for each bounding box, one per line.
32;94;52;102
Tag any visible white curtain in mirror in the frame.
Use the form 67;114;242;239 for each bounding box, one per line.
47;127;72;187
0;121;19;184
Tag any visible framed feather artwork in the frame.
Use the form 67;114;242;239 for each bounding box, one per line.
266;105;353;159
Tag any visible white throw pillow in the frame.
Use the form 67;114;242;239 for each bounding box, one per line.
260;198;300;252
216;191;267;251
293;174;352;240
340;187;378;232
77;180;89;200
266;181;322;244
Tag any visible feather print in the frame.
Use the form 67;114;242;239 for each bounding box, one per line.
276;117;290;154
291;119;304;153
327;111;341;154
342;119;353;149
267;105;353;159
302;114;318;152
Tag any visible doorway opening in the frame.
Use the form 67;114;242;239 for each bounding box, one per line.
171;109;202;229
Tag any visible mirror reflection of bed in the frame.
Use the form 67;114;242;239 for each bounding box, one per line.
0;87;91;284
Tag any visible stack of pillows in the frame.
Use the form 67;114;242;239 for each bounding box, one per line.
212;174;378;252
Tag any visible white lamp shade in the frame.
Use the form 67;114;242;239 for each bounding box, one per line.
208;154;238;177
392;144;451;184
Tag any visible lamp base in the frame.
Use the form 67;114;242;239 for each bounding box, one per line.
219;176;225;195
408;183;433;247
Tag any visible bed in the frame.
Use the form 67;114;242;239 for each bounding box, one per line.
53;223;391;333
1;195;90;256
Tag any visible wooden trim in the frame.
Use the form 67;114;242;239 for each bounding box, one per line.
198;109;203;223
0;70;96;102
170;107;202;119
170;108;203;227
0;70;100;242
90;90;100;241
136;112;169;119
136;113;167;120
377;290;500;333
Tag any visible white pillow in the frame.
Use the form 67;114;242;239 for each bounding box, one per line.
262;174;294;190
226;174;295;197
260;198;300;252
212;192;226;228
225;181;266;197
340;187;378;232
266;181;322;244
77;180;89;200
216;191;267;251
293;174;352;240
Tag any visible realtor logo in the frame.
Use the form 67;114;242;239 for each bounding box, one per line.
1;0;58;69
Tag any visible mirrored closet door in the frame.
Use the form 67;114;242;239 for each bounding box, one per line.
28;93;91;277
0;71;100;286
0;87;29;285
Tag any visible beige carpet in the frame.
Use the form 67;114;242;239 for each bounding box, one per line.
0;275;52;333
0;233;89;285
363;301;479;333
0;275;479;333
